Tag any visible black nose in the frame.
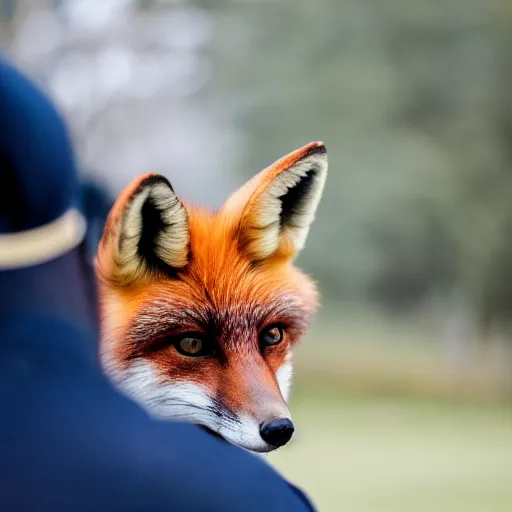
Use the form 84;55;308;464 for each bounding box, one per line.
260;418;295;447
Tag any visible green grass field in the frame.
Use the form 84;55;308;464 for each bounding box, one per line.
269;389;512;512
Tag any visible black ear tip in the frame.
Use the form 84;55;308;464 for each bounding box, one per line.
137;174;174;194
304;141;327;158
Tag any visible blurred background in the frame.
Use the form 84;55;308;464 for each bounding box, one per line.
2;0;512;510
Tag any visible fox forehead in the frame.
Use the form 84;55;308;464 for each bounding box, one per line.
184;206;318;300
105;206;318;335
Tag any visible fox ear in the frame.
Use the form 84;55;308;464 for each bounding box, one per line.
223;141;328;262
96;173;189;285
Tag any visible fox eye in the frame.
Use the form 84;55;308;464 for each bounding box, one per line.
260;324;284;348
174;335;214;358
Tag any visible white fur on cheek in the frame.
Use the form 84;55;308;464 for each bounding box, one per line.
102;358;275;453
276;356;293;402
106;359;214;423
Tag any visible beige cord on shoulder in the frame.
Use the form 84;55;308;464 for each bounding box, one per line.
0;209;87;270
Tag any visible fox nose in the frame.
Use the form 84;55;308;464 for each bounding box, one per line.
259;418;295;447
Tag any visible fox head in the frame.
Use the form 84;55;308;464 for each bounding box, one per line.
96;141;327;452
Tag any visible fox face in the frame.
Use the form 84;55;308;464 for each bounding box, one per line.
96;142;328;452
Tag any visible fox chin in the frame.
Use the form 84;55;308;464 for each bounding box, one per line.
96;141;328;453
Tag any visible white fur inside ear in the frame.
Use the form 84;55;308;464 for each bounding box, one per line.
150;183;189;267
114;179;189;283
245;151;327;260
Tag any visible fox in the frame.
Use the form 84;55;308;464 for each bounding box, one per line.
96;141;328;453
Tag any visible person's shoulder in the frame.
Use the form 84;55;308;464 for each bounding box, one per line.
0;315;315;512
